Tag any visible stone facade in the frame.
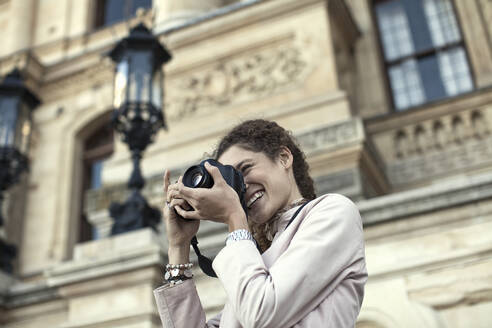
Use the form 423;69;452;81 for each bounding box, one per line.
0;0;491;327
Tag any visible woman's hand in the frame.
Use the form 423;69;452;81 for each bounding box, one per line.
171;162;248;232
163;170;200;250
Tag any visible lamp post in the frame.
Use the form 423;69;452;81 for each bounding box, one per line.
107;23;172;235
0;69;40;273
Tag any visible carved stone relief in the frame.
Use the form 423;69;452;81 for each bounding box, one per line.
165;38;312;122
388;108;492;185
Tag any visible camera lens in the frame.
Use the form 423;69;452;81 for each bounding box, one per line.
192;172;203;187
183;165;213;188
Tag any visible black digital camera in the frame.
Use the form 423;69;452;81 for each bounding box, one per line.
182;159;248;214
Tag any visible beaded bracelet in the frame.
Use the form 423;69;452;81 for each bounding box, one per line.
164;262;193;285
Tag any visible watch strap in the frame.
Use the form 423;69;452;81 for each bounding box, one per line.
226;229;256;246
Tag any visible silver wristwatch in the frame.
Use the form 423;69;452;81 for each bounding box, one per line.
226;229;256;246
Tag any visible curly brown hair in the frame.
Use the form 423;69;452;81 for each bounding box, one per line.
213;119;316;251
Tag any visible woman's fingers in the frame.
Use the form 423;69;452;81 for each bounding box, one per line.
167;187;184;203
166;175;183;202
167;177;201;206
170;198;192;211
163;170;170;191
175;205;201;220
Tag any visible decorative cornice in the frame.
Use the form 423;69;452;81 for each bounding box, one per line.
0;51;44;93
297;118;364;155
159;0;328;49
1;278;59;309
358;171;492;225
365;87;492;134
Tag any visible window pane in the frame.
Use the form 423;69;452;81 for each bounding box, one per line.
389;59;426;110
90;160;104;189
423;0;461;47
104;0;125;25
437;47;473;96
132;0;152;14
375;0;414;61
418;54;447;102
401;0;434;52
98;0;152;27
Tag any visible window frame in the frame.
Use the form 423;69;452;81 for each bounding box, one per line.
370;0;476;112
79;122;114;243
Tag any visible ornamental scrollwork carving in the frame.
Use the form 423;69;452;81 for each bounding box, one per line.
165;44;309;122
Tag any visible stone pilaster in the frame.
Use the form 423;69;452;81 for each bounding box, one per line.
454;0;492;88
7;0;36;54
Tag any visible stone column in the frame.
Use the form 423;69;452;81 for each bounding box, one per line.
153;0;224;32
7;0;36;54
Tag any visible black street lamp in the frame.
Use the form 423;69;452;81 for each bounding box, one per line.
0;69;40;273
107;23;172;235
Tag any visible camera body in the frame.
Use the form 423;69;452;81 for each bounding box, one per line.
183;159;248;214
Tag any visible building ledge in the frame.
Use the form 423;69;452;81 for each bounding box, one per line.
358;171;492;225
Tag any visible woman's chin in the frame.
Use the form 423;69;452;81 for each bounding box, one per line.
248;211;270;225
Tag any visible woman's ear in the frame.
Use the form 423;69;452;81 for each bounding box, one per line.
278;146;293;169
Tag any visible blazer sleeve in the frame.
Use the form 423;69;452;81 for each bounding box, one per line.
212;194;365;328
153;279;221;328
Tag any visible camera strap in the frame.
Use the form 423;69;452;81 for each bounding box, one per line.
190;235;218;277
285;200;311;230
192;200;312;278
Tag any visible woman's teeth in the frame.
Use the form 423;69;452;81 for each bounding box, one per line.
247;191;264;208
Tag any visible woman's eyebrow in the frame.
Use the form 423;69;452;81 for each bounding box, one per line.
235;159;252;170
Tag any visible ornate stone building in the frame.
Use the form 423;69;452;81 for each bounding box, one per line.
1;0;492;327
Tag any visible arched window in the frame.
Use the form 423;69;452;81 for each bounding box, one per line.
79;122;114;242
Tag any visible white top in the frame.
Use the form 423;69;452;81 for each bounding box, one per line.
154;193;367;328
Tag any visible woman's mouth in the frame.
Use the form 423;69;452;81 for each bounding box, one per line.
247;191;264;209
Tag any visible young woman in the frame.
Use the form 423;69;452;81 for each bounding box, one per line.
154;119;367;327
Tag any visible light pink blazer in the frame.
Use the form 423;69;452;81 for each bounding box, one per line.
154;194;367;328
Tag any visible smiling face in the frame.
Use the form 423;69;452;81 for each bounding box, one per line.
218;145;302;224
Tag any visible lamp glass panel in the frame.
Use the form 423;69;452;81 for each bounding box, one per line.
128;50;152;104
151;68;163;108
14;102;31;154
114;59;129;108
0;95;19;147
